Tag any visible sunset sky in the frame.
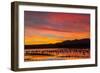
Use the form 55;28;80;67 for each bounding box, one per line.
24;11;90;45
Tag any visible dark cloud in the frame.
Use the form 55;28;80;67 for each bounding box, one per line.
24;11;90;32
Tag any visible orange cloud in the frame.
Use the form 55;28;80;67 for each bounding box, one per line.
25;27;89;45
24;11;90;45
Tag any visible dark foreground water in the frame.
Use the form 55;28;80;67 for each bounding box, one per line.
24;48;90;61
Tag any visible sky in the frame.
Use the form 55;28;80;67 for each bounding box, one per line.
24;11;90;45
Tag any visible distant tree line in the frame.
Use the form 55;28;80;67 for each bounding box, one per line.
25;38;90;49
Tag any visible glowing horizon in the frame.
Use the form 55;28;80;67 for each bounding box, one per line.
24;11;90;45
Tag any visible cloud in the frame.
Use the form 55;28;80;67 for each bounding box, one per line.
24;11;90;33
24;11;90;44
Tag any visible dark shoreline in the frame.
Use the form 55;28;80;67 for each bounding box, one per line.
25;38;90;49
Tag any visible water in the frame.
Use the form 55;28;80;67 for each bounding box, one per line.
24;48;90;61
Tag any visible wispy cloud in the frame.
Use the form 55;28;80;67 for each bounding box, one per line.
24;11;90;45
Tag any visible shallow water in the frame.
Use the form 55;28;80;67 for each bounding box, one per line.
24;48;90;61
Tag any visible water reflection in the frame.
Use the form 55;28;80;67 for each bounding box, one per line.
24;48;90;61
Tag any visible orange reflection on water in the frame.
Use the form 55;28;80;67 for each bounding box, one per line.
24;48;90;61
